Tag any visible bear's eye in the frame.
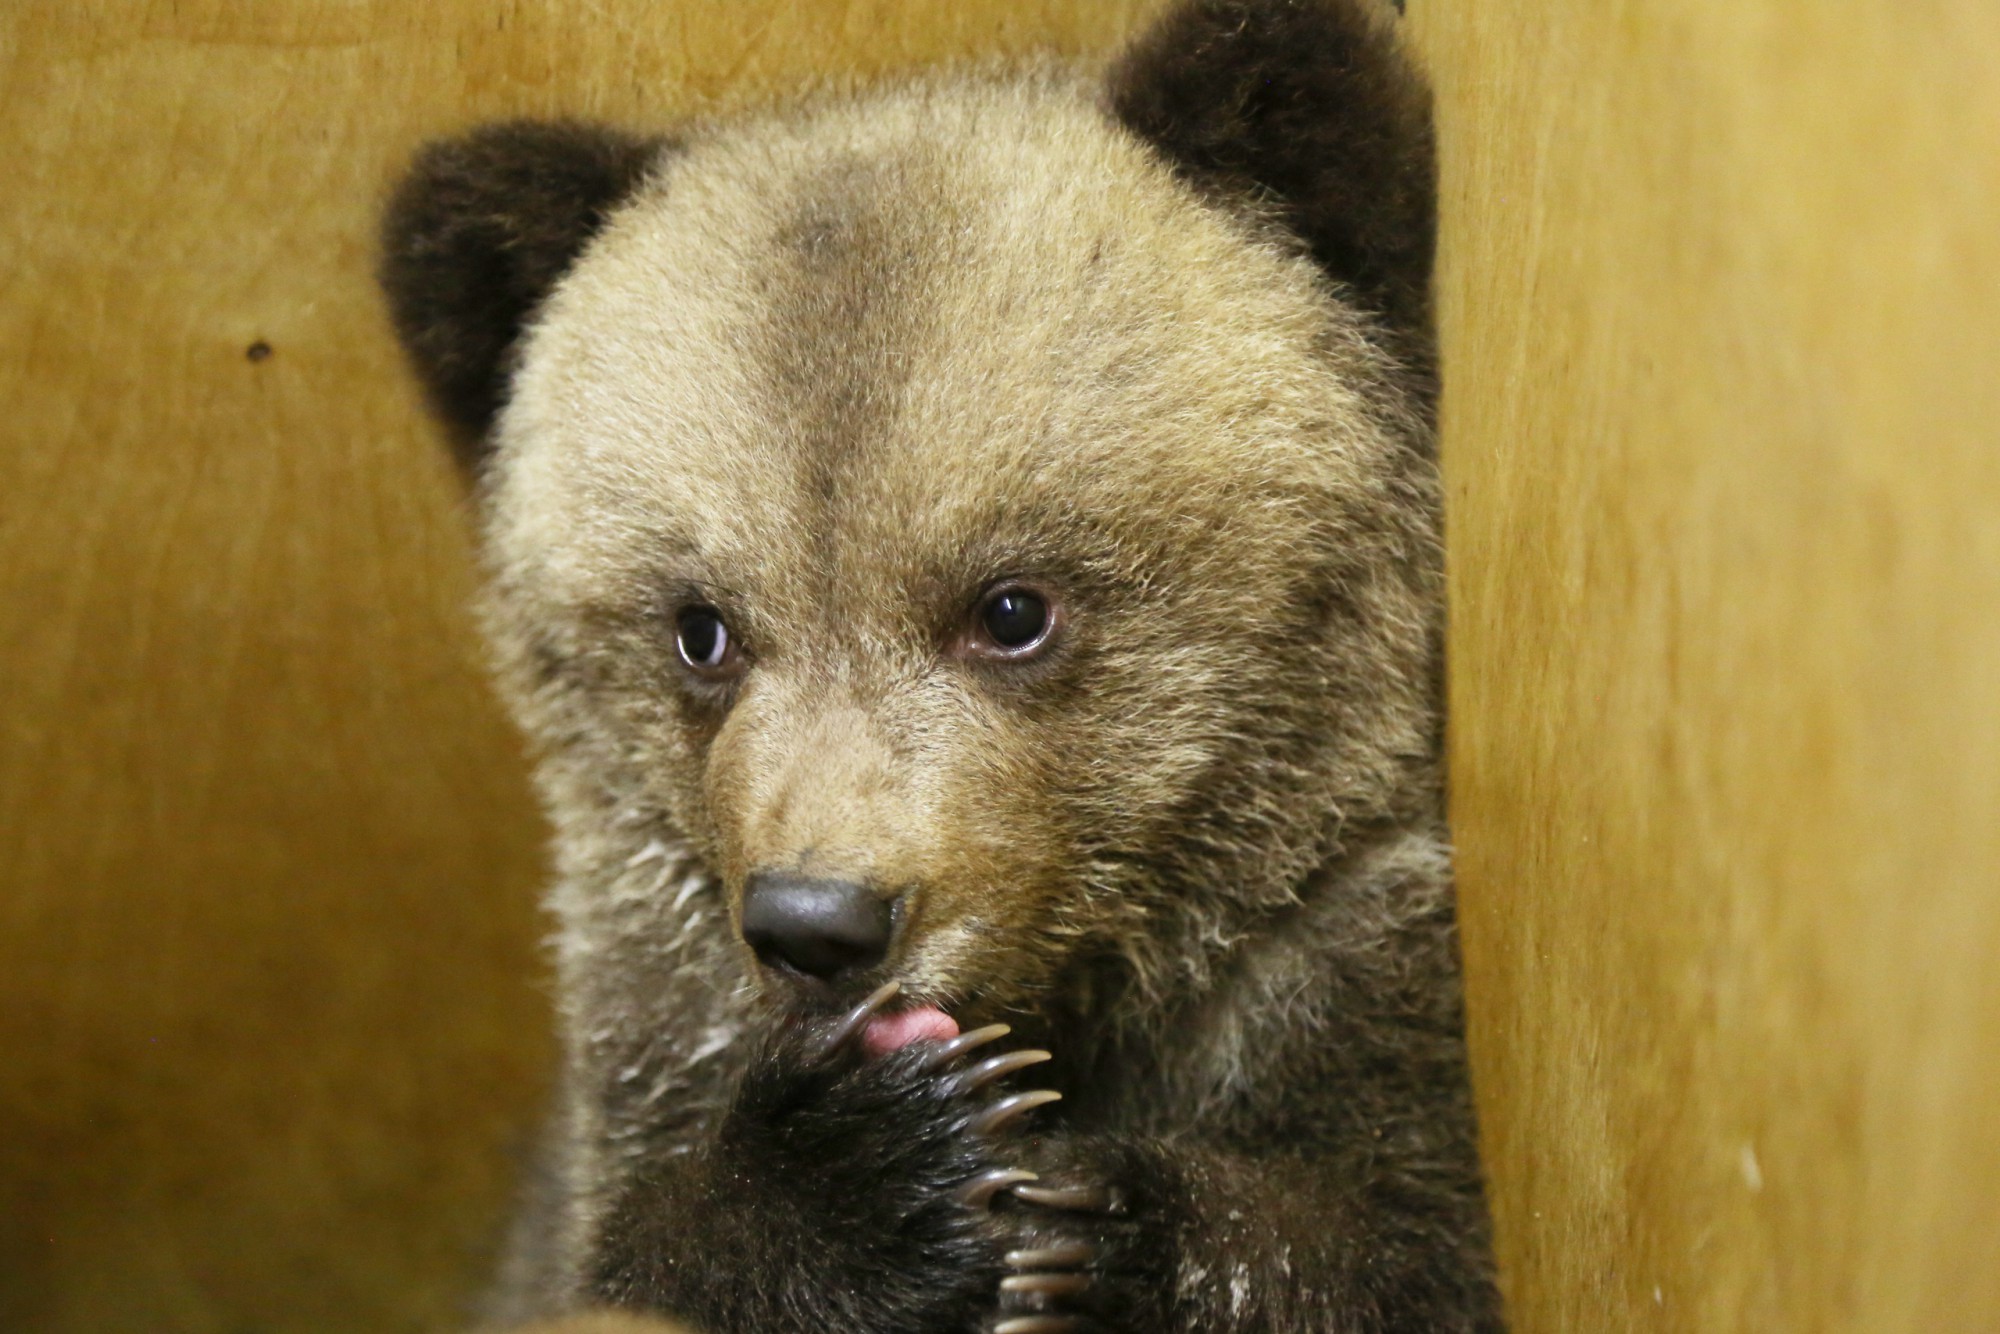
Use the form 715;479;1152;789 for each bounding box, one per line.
983;591;1047;647
675;606;738;676
966;583;1058;660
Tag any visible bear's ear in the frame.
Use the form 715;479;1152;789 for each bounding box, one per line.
1108;0;1433;349
378;120;667;469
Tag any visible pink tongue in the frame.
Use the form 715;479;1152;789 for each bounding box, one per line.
862;1005;959;1058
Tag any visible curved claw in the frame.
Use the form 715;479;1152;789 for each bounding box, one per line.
1009;1181;1116;1213
993;1317;1083;1334
1001;1272;1093;1299
955;1167;1039;1208
1005;1240;1097;1270
919;1022;1012;1071
819;980;901;1057
946;1048;1053;1096
969;1089;1063;1136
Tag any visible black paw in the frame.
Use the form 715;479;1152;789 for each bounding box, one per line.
717;983;1072;1330
986;1133;1167;1334
594;981;1156;1334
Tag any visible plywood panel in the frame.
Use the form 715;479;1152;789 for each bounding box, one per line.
1409;0;2000;1328
0;3;1154;1330
22;1;1996;1330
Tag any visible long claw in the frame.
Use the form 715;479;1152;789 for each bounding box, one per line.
993;1317;1082;1334
955;1167;1038;1208
969;1089;1063;1136
1001;1272;1093;1299
820;980;900;1056
947;1048;1053;1095
1009;1181;1115;1213
1005;1240;1097;1270
920;1022;1012;1070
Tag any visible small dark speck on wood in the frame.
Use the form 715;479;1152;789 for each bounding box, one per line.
246;340;273;363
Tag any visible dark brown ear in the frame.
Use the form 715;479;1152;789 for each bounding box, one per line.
378;121;666;469
1108;0;1434;354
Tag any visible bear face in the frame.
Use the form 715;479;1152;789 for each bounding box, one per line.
479;76;1440;1026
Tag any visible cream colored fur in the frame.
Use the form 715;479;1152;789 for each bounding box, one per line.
477;69;1446;1315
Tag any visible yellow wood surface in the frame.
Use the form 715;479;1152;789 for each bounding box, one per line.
1410;0;2000;1328
8;0;1999;1330
0;3;1153;1330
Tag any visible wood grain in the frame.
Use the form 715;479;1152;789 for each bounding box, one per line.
1409;0;2000;1328
0;3;1153;1330
11;0;1998;1330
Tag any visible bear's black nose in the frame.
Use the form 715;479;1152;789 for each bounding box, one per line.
740;873;894;981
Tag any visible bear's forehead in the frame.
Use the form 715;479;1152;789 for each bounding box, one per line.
489;79;1378;607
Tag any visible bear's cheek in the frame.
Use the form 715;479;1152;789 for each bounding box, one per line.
887;756;1100;974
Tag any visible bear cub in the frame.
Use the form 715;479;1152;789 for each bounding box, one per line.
379;0;1498;1330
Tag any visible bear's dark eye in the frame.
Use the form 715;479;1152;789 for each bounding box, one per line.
984;591;1047;647
675;606;736;675
966;583;1058;660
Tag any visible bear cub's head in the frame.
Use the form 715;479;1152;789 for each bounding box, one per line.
380;0;1437;1031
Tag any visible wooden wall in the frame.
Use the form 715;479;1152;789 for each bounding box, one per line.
3;1;1996;1331
1409;1;2000;1329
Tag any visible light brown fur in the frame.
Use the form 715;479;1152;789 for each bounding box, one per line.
473;76;1446;1305
370;5;1500;1317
